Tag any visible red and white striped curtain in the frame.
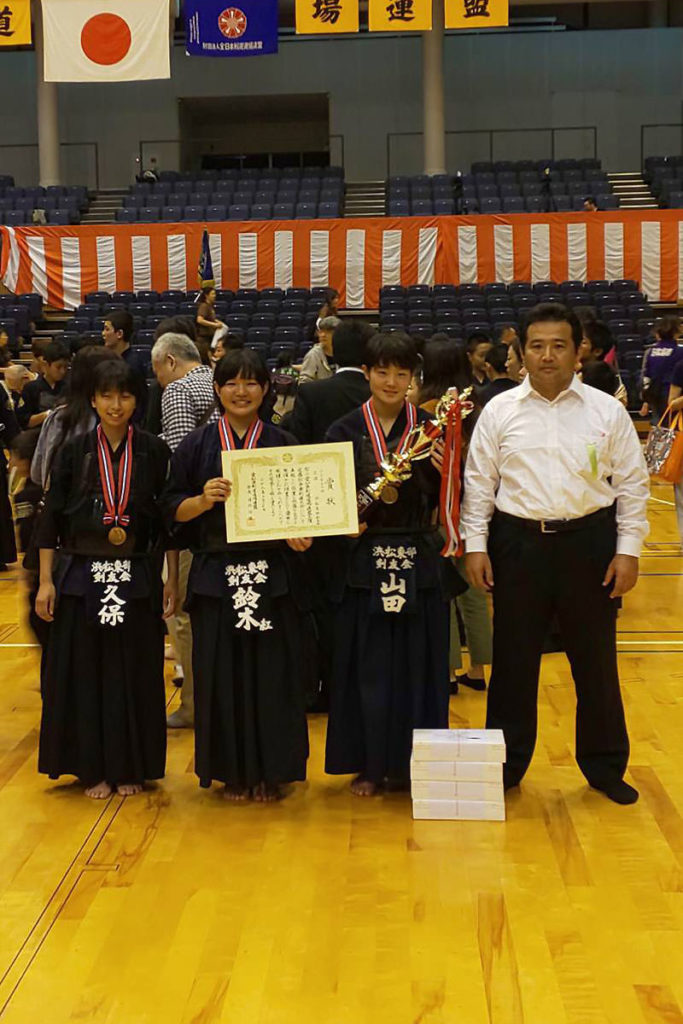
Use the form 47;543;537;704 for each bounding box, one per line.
2;211;682;309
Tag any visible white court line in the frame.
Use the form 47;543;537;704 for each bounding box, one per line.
649;495;676;507
617;640;683;645
0;643;39;648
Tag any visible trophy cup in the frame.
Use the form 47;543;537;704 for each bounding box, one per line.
357;386;474;518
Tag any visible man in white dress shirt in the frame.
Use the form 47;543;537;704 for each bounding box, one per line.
462;303;649;805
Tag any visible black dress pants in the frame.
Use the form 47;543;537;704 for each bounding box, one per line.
486;510;629;789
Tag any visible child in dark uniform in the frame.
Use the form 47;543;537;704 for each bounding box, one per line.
325;332;466;796
166;348;313;803
35;360;178;799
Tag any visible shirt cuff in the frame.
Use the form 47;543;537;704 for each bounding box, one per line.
464;534;489;554
616;536;642;558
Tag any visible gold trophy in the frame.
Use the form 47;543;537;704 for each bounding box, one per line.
357;386;474;518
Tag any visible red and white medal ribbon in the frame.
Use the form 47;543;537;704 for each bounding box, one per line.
96;424;133;528
361;399;417;467
439;401;464;558
218;415;263;451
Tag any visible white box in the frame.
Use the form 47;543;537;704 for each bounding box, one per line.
410;757;503;783
412;798;506;821
411;779;504;802
412;729;506;763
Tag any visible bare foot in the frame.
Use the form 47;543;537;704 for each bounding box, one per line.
252;781;283;803
84;781;112;800
350;776;380;797
224;785;251;802
116;783;143;797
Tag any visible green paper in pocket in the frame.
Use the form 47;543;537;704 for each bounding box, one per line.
587;442;599;479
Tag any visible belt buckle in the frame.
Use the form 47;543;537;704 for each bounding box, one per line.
540;520;557;534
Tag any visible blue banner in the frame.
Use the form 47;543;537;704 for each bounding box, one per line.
185;1;279;57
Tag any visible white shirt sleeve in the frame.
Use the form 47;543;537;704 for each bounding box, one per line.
461;407;501;553
609;404;650;557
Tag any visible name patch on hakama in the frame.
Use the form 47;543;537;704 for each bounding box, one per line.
225;560;273;632
372;544;417;614
89;559;132;627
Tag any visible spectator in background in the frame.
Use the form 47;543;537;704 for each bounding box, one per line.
0;329;12;370
419;336;492;693
195;286;223;364
18;339;69;430
308;287;340;341
578;319;614;367
666;365;683;544
466;331;493;402
505;334;525;382
9;428;50;660
28;338;50;378
582;360;620;397
146;316;198;435
31;346;119;491
299;315;340;384
495;325;519;348
640;315;683;421
102;309;148;419
151;331;218;729
282;320;374;445
0;376;19;570
480;344;519;406
210;327;244;367
584;196;599;212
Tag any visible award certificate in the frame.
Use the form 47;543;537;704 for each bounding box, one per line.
222;441;359;543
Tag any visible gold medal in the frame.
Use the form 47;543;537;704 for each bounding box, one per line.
380;485;399;505
108;526;127;546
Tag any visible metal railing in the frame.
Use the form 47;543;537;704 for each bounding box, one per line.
640;123;683;168
0;142;100;190
387;126;598;176
137;135;345;175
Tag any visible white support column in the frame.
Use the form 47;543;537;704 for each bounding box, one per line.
34;1;61;186
422;0;446;176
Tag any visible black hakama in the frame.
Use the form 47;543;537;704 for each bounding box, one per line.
324;404;466;784
37;428;171;788
167;421;311;791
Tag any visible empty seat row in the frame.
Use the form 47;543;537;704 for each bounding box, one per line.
124;188;342;207
115;202;341;223
156;166;343;182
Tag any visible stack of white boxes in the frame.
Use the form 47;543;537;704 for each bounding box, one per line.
411;729;506;821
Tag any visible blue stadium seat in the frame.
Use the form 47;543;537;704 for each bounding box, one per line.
554;196;571;212
295;203;316;219
247;327;272;346
251;204;272;220
229;204;250;220
525;196;546;213
184;206;205;221
434;199;454;215
389;200;410;216
273;203;295;219
503;197;525;213
4;210;25;225
318;202;340;218
480;198;502;214
206;205;227;221
137;207;160;222
48;210;70;224
161;206;183;221
252;313;276;328
412;199;433;215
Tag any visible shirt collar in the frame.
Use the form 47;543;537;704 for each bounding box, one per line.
336;366;365;375
519;373;584;405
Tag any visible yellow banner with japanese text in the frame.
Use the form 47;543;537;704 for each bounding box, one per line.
445;0;508;29
0;0;32;46
369;0;432;32
296;0;359;34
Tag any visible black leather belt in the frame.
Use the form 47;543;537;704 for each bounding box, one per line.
496;506;614;535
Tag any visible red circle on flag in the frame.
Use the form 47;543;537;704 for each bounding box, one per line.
81;13;132;66
218;7;247;38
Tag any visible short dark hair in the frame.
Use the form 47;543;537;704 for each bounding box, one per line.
154;315;197;343
485;343;509;375
201;284;215;298
655;315;680;341
466;331;492;353
31;337;50;359
364;331;420;373
581;360;618;396
582;319;614;359
332;319;374;368
520;302;582;350
420;336;469;403
214;348;270;390
91;357;141;402
9;428;40;461
43;339;70;364
584;195;598;207
106;309;134;343
494;325;518;344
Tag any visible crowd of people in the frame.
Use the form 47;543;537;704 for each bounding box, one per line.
0;292;654;807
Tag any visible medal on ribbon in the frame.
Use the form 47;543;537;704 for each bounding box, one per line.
96;425;133;546
218;415;263;452
361;399;417;506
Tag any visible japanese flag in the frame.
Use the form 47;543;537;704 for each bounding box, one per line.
41;0;171;82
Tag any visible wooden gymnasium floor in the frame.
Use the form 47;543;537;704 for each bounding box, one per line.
0;484;681;1024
